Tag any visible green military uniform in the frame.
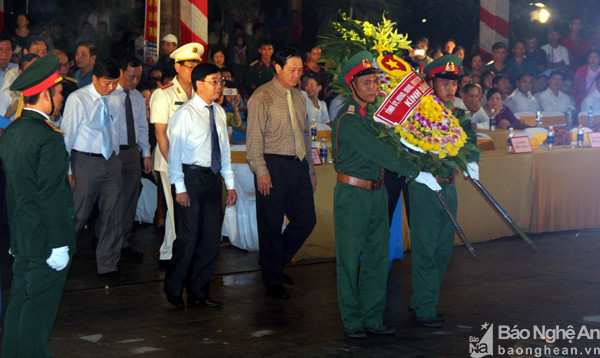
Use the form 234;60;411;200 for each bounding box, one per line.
408;55;479;324
244;59;276;94
0;55;76;358
332;51;420;334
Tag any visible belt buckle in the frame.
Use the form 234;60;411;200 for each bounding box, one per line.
373;179;382;190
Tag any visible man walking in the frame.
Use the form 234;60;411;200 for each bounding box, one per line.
246;48;316;299
165;63;236;309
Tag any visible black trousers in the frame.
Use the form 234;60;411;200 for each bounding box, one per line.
255;154;316;287
164;166;222;298
384;169;410;226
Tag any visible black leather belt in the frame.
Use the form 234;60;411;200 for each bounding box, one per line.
265;153;302;161
183;164;212;173
72;149;104;158
120;144;137;150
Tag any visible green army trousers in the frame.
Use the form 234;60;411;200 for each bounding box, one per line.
334;182;390;329
408;181;457;321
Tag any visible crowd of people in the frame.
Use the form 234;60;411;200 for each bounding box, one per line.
3;6;600;355
441;17;600;131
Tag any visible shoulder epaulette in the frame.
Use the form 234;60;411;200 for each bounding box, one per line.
347;105;356;115
160;82;174;90
44;119;62;133
249;60;259;67
64;76;77;84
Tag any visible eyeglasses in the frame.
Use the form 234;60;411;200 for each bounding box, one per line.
181;62;199;70
201;78;225;87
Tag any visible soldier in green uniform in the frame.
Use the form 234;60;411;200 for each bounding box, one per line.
244;40;276;94
0;54;75;358
331;51;441;339
408;54;480;328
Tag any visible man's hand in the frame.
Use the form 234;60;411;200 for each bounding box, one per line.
143;157;152;174
257;174;272;196
226;189;237;207
310;173;317;193
46;246;70;271
463;162;480;181
176;192;190;207
69;175;75;190
415;171;442;191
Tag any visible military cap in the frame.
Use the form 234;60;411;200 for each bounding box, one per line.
170;42;204;62
339;50;378;86
423;54;462;81
10;54;63;96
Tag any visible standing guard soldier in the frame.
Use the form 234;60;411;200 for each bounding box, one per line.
0;54;75;357
408;54;480;328
331;51;441;339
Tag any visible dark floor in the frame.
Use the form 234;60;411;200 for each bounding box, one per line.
1;223;600;357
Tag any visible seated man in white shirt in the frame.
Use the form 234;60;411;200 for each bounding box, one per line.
536;71;575;112
504;72;539;113
165;63;237;309
462;83;489;129
581;74;600;113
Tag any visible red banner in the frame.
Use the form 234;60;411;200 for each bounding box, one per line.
374;72;432;126
143;0;160;66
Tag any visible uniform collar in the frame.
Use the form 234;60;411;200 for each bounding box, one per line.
346;96;368;117
172;76;194;100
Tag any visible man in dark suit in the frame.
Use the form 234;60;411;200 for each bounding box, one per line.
0;54;75;358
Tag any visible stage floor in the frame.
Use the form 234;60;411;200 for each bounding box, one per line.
1;223;600;357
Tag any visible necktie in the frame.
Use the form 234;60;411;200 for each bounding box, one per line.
99;97;113;160
286;89;305;161
124;90;136;146
208;105;221;174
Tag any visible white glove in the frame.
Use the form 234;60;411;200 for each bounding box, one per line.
8;248;13;257
415;172;441;191
46;246;70;271
463;162;480;181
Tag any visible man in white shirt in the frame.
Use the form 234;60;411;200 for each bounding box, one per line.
62;59;125;282
165;63;237;309
504;72;539;113
108;57;151;259
541;29;570;76
462;83;489;129
581;75;600;113
150;42;203;267
536;72;575;112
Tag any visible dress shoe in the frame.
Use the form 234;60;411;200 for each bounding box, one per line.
166;294;184;309
98;271;126;282
121;247;143;259
408;307;445;322
266;285;290;299
188;296;223;308
365;324;396;335
283;273;294;285
416;316;443;328
344;327;367;339
158;259;171;269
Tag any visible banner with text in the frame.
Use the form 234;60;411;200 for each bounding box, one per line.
143;0;160;66
374;72;432;127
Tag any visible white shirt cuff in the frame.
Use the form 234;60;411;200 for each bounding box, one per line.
174;181;187;194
